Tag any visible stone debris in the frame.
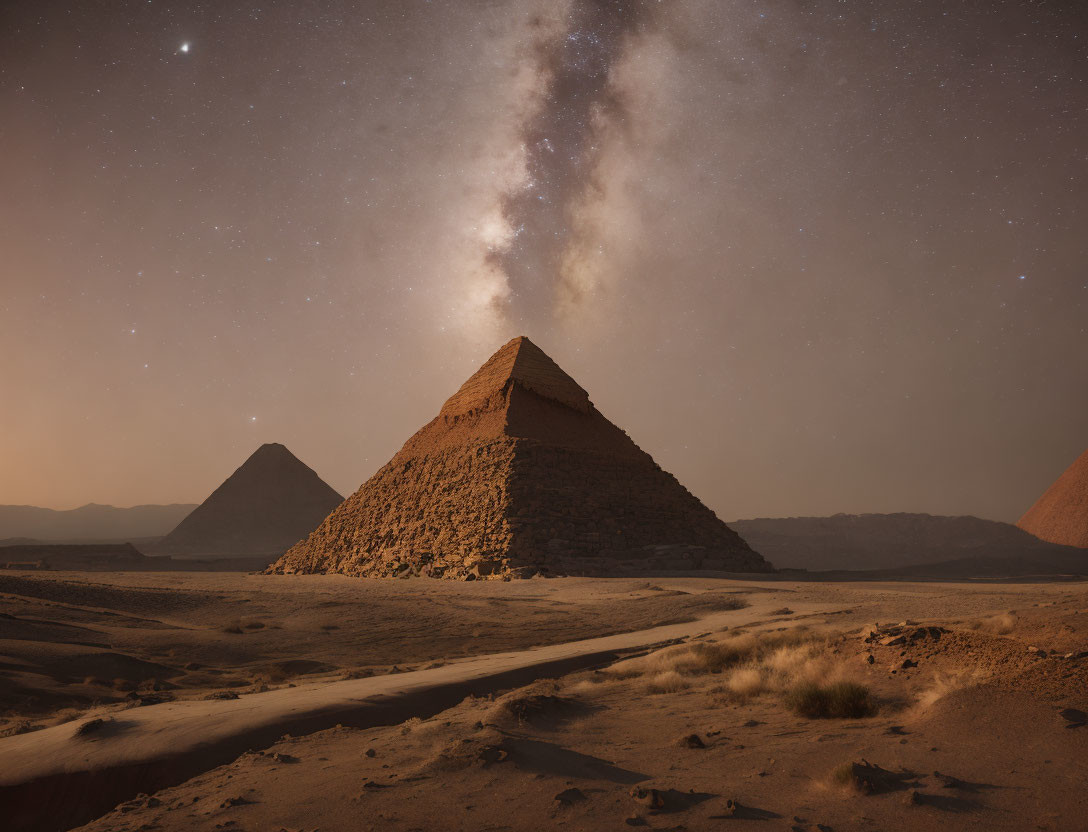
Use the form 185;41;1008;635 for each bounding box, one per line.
1058;708;1087;727
268;337;770;580
554;788;586;807
679;733;706;749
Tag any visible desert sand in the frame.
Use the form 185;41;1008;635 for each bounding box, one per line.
2;570;1086;831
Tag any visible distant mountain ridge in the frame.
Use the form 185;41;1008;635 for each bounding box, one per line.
730;512;1084;572
0;503;197;543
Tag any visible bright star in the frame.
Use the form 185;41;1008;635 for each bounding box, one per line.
179;42;191;53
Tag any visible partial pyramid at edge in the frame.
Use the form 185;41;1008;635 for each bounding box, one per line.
157;443;344;557
1018;448;1088;548
269;337;771;578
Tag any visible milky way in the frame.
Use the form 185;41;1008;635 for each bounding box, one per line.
491;0;655;321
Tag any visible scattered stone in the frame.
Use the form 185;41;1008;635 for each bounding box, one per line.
1058;708;1087;727
271;753;298;764
554;788;586;807
218;796;251;808
718;799;738;817
364;748;377;757
629;786;667;812
901;659;917;669
1027;646;1048;657
1062;650;1088;660
865;654;875;665
886;725;907;735
772;608;794;615
932;771;966;789
679;733;705;749
75;718;107;737
625;818;648;827
204;691;240;700
879;635;906;647
839;760;911;794
477;745;508;766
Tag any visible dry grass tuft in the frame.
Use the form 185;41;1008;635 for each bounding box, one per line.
785;681;874;718
644;671;690;694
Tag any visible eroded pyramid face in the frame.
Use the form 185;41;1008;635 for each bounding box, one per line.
1018;448;1088;549
270;337;771;579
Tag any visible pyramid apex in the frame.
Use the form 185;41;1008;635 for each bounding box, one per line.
441;336;591;417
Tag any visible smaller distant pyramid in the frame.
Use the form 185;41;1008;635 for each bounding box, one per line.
1017;448;1088;549
157;444;343;557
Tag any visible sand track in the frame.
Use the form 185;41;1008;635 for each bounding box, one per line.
0;600;822;832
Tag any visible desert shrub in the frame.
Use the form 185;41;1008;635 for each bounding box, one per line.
786;681;874;718
725;667;765;697
607;628;815;681
644;671;690;694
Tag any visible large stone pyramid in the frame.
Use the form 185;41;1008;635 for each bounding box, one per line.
270;337;770;578
157;443;343;557
1017;448;1088;548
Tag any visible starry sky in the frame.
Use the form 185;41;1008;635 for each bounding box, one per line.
1;0;1085;523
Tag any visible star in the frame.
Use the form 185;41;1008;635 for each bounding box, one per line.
179;42;191;53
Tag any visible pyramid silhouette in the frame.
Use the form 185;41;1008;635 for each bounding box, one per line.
157;443;343;557
270;337;770;578
1018;448;1088;548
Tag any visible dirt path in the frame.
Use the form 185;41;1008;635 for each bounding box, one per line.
0;599;830;832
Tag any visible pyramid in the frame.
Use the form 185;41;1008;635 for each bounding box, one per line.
270;337;770;578
157;443;344;557
1017;448;1088;548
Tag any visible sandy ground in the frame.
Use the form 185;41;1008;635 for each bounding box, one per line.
1;572;1086;831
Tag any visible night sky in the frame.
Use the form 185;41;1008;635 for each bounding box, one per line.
1;0;1085;523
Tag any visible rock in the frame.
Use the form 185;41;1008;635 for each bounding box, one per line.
554;788;586;806
901;659;917;669
1058;708;1087;727
624;818;648;827
932;771;966;789
1061;650;1088;660
879;635;906;647
718;799;738;817
477;745;508;765
679;733;705;749
1027;646;1048;657
364;748;377;757
629;786;667;811
865;653;875;664
74;718;107;737
204;691;239;700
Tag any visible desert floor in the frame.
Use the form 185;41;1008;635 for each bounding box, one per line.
1;571;1086;831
